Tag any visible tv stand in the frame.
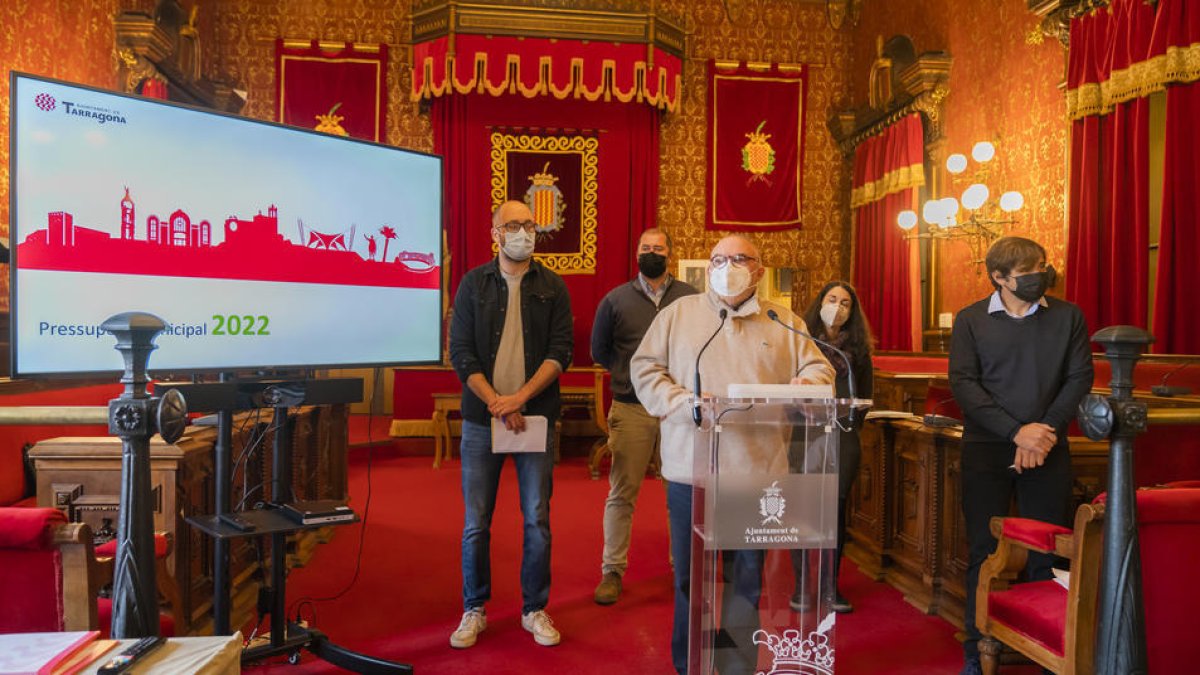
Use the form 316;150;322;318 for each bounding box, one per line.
172;377;412;673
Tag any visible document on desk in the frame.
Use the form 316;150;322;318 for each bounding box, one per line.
491;416;549;453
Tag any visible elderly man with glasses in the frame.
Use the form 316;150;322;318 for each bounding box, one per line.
448;200;573;649
631;234;833;675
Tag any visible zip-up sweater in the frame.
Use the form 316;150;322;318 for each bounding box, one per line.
631;291;834;484
591;276;699;404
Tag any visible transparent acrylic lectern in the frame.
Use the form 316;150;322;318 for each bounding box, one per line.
689;394;870;675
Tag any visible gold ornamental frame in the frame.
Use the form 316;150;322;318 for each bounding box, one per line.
490;131;599;275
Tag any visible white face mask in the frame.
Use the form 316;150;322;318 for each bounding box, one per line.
709;265;752;298
820;302;850;328
501;229;535;261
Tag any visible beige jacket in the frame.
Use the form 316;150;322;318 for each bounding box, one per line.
631;290;834;484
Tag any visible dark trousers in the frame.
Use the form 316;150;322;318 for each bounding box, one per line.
666;480;765;675
961;439;1072;660
790;427;861;593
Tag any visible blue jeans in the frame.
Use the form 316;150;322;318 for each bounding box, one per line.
459;419;555;615
665;480;693;675
666;480;765;675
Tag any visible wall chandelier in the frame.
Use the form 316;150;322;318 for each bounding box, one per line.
896;141;1023;265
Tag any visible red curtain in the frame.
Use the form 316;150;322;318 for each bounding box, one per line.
1151;0;1200;353
851;114;923;352
1065;0;1200;343
1065;99;1149;331
431;94;659;366
413;35;681;112
1153;81;1200;353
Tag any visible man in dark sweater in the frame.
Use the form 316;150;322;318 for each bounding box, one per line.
949;236;1093;675
590;228;698;605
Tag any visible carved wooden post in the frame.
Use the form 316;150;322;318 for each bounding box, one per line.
1077;325;1153;675
104;312;188;638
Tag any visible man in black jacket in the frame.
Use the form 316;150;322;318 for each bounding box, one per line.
949;236;1093;675
590;228;697;605
447;200;573;649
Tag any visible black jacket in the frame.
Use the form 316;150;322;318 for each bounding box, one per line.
449;258;574;425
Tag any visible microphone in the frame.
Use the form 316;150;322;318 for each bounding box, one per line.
765;309;858;423
693;308;728;427
922;396;962;429
1151;359;1194;398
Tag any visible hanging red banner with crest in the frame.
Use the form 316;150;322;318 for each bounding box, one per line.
275;39;388;142
705;61;808;231
490;130;599;275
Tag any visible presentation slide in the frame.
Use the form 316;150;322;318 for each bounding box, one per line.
10;74;443;376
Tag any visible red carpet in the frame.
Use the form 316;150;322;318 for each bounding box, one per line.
243;440;1035;674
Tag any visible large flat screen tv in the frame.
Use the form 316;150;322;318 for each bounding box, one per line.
9;72;443;377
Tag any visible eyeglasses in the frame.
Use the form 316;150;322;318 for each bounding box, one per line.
497;220;537;234
709;253;759;269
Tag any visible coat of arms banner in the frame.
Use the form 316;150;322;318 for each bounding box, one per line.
275;39;388;142
705;61;808;231
490;131;599;275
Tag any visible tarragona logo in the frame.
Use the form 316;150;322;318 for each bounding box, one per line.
34;93;56;111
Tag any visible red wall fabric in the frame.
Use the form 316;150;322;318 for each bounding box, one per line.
704;61;807;231
1152;81;1200;353
431;93;659;367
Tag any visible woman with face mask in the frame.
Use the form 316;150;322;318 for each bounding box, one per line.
791;280;875;614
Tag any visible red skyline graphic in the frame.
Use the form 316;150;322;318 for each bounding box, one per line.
17;188;439;290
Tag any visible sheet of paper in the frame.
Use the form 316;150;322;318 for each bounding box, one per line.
491;415;548;453
1052;567;1070;590
0;631;98;674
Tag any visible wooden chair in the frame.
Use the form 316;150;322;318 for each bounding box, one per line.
976;486;1200;674
0;507;101;633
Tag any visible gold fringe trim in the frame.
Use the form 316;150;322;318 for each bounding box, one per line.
1066;41;1200;119
412;52;682;112
850;162;926;209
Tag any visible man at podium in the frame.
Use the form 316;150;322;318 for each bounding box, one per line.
631;235;833;675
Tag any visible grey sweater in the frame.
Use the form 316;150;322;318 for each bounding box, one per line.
591;276;699;403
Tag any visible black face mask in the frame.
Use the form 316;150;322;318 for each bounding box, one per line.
637;252;668;279
1011;267;1053;302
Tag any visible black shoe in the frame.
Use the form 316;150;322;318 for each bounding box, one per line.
831;592;853;613
960;657;982;675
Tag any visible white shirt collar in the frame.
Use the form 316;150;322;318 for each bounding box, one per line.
988;290;1048;318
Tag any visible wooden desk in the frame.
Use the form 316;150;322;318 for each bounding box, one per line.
846;417;1110;628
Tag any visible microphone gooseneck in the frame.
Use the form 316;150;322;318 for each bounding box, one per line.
692;308;729;427
765;309;858;423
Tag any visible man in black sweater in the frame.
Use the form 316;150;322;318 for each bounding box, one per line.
949;236;1093;675
590;228;697;605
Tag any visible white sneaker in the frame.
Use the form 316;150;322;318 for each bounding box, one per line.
521;609;561;646
449;609;486;648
